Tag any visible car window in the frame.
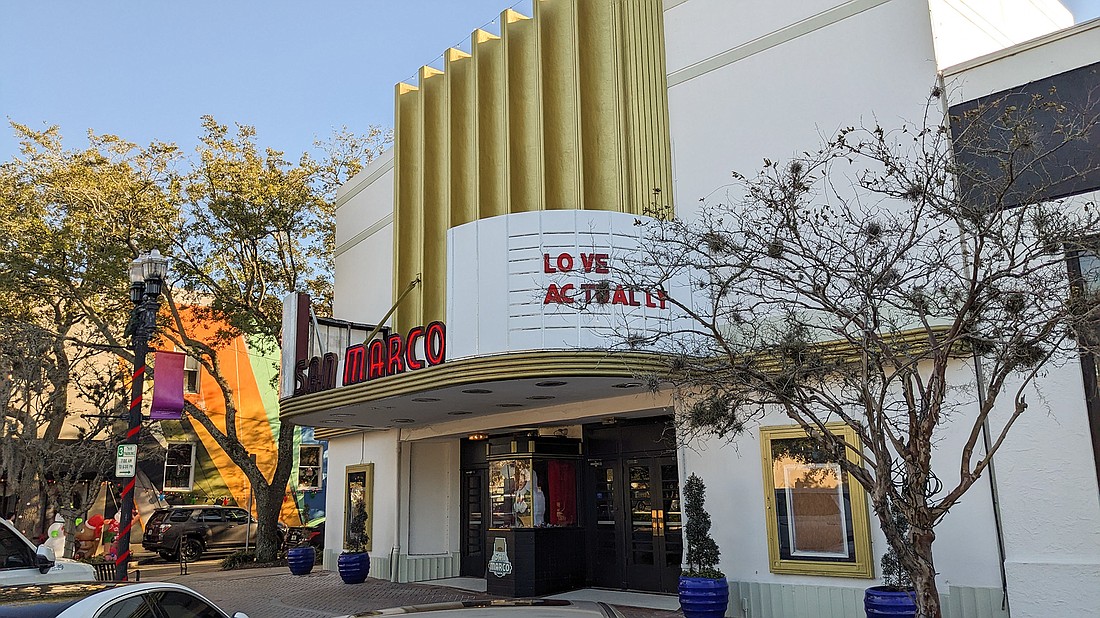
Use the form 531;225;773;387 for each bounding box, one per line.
168;510;192;523
224;510;248;524
147;512;169;527
198;510;224;523
0;525;35;570
146;590;226;618
97;595;157;618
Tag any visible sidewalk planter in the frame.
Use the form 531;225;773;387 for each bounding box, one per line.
287;546;316;576
338;551;370;584
864;586;917;617
679;576;729;618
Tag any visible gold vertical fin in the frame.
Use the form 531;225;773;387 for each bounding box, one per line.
473;28;506;219
620;0;674;217
536;0;582;210
578;0;626;212
420;65;448;327
502;8;542;214
393;81;424;333
446;48;477;228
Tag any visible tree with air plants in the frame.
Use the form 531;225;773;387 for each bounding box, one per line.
615;86;1100;617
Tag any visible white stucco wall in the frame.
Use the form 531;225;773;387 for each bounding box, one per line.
927;0;1073;68
334;149;396;326
323;430;400;572
407;440;460;555
665;0;941;226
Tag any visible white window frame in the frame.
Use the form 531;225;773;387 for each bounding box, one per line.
183;355;201;394
163;442;196;492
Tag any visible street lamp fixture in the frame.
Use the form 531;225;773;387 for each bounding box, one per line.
116;249;169;581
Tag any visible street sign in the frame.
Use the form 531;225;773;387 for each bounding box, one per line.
116;444;137;478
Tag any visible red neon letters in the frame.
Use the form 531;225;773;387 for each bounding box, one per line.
343;322;446;386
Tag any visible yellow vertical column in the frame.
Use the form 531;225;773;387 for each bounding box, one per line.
393;82;424;332
446;48;477;228
536;0;583;211
420;65;448;327
620;0;674;217
473;29;507;219
503;9;543;214
578;0;627;213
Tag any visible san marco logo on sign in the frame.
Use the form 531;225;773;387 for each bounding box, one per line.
343;322;446;386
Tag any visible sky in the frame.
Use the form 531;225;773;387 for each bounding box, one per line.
1;1;1099;164
0;0;529;162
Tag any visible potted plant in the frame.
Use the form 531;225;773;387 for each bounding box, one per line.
286;537;316;576
678;473;728;618
865;506;916;618
338;502;370;584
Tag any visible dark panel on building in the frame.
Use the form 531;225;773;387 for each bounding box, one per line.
950;61;1100;208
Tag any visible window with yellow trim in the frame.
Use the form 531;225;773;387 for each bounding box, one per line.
760;424;873;577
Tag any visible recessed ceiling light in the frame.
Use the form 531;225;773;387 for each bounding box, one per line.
411;397;440;403
322;419;340;424
462;388;493;394
535;381;567;387
496;403;523;408
526;395;556;400
468;433;490;441
391;418;415;423
332;413;354;418
447;411;472;416
612;382;643;389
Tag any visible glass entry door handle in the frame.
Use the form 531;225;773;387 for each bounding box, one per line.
651;509;666;537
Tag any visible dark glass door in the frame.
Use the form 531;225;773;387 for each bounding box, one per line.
461;468;487;576
585;454;682;592
586;458;621;588
624;457;682;593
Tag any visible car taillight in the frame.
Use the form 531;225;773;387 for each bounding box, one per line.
158;524;172;533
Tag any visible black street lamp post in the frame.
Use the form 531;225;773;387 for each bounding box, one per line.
115;249;169;581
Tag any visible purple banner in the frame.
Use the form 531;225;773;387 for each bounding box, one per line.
150;351;186;421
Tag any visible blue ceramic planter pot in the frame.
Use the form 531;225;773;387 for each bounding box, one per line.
679;576;729;618
865;586;917;618
338;551;371;584
287;546;316;576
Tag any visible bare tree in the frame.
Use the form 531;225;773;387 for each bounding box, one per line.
618;88;1100;617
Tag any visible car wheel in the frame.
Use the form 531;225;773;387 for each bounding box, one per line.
179;537;204;562
158;550;179;562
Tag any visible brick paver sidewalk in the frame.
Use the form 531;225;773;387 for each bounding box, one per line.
162;567;682;618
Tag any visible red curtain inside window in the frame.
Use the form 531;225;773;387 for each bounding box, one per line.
547;460;577;525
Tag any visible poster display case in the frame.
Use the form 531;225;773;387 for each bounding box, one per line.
484;436;584;597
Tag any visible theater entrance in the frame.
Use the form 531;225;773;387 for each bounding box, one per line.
584;418;682;593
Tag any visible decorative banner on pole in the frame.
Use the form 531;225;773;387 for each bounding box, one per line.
150;350;186;421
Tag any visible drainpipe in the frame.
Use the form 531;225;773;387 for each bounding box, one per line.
936;70;1011;613
391;430;403;583
973;342;1010;612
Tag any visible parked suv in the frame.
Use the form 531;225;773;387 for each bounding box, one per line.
142;505;260;562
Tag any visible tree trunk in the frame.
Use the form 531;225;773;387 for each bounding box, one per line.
251;484;283;563
911;528;943;618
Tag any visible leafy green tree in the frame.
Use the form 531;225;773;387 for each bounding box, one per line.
159;116;389;561
0;118;389;562
0;125;177;543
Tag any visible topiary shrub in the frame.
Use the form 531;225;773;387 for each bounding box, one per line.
682;473;724;579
